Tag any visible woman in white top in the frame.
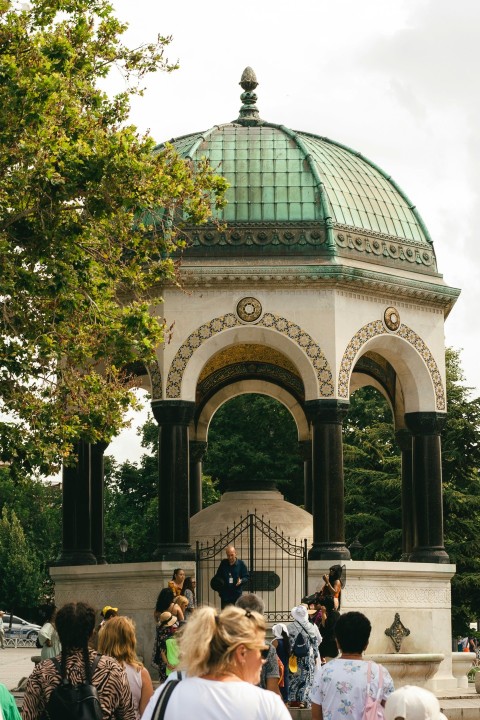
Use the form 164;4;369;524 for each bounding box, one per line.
311;611;394;720
38;604;61;660
98;615;153;720
142;604;291;720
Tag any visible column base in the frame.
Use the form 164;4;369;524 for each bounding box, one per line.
409;546;450;564
95;555;108;565
54;550;98;566
152;544;196;561
308;542;351;561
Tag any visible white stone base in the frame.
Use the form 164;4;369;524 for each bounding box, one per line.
451;652;476;689
308;560;457;690
50;561;196;676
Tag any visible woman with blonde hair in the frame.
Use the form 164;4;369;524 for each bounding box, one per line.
142;605;291;720
98;615;153;720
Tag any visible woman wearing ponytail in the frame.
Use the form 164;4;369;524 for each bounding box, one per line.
142;605;291;720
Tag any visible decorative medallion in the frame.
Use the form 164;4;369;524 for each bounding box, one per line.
236;297;262;323
384;306;400;332
385;612;410;653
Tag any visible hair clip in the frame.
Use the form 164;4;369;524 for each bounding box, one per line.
214;615;220;625
245;609;252;618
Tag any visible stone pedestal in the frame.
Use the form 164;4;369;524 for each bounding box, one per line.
451;652;476;689
50;561;195;676
308;560;457;690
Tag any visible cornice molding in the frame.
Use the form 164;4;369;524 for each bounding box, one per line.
177;265;460;310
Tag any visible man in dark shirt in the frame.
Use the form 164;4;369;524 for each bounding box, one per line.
213;545;249;608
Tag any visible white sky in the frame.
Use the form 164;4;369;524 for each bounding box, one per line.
107;0;480;464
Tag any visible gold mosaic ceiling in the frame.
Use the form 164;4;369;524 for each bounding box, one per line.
198;343;301;384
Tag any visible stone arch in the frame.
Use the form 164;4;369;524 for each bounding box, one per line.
166;312;333;400
194;379;310;443
338;320;445;412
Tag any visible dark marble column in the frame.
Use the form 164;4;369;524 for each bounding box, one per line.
305;400;350;561
56;440;97;566
396;429;414;561
298;440;312;513
151;400;196;560
404;412;450;564
91;441;109;564
189;441;207;516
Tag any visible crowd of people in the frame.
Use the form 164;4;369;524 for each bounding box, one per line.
0;555;452;720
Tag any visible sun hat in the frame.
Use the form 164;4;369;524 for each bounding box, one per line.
291;605;309;623
159;612;177;627
101;605;118;617
272;623;288;639
385;685;448;720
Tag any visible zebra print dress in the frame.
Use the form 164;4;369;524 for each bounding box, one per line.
22;649;136;720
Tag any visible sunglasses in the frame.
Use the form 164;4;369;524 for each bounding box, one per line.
260;646;270;660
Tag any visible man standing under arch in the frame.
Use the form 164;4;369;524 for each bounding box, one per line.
212;545;249;608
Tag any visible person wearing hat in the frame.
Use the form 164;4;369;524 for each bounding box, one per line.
0;610;5;649
102;605;119;621
287;605;321;708
90;605;119;649
272;623;291;703
152;612;178;683
385;685;447;720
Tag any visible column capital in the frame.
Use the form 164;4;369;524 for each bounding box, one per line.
404;412;446;436
395;428;412;452
298;439;312;461
151;400;196;426
189;440;208;463
305;399;350;424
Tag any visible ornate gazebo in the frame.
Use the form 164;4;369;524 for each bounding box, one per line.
52;69;460;688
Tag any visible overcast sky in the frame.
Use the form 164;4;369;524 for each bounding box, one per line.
107;0;480;463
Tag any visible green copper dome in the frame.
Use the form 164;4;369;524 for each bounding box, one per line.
158;68;437;276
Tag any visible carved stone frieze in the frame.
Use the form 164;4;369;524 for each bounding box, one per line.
338;320;445;411
185;224;326;248
346;585;450;607
334;226;437;272
166;312;333;398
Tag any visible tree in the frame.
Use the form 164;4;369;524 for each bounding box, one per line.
203;394;304;504
343;386;402;561
0;0;227;474
0;506;43;617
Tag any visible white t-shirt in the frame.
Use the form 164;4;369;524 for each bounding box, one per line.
311;658;395;720
141;677;291;720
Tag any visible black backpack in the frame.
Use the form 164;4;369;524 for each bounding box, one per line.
44;655;103;720
292;629;309;658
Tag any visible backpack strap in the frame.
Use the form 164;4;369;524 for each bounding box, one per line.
152;679;181;720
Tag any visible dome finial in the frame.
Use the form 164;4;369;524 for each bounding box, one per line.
235;67;263;126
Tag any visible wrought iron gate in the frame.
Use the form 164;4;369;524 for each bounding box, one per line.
196;513;307;622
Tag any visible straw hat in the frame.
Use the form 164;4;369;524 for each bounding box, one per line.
159;612;177;627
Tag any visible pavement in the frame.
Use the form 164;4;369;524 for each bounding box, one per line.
2;647;480;718
0;646;38;691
